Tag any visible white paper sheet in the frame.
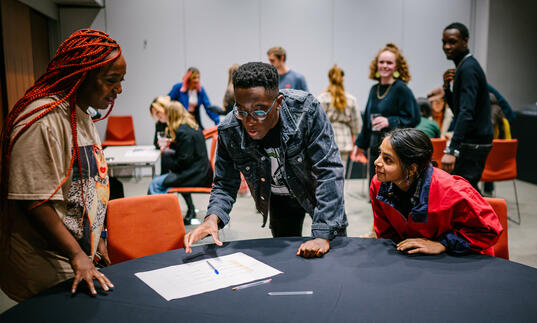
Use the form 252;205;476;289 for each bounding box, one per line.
135;252;283;301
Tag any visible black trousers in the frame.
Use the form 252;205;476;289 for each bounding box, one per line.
269;194;307;237
368;132;384;189
452;143;492;193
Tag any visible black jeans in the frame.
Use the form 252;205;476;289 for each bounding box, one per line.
452;143;492;193
269;194;307;237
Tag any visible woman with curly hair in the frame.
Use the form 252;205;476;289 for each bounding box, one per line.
352;43;420;189
317;65;361;172
0;29;125;301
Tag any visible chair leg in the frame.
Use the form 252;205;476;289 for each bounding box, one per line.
508;180;521;225
181;193;196;223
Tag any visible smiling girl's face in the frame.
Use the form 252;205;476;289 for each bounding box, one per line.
374;136;404;185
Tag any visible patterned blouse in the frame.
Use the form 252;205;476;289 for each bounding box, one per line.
317;91;361;153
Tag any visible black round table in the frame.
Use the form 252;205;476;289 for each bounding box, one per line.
2;237;537;322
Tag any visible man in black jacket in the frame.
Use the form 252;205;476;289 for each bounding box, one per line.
440;22;493;192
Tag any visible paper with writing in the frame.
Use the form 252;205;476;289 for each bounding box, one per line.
135;252;283;301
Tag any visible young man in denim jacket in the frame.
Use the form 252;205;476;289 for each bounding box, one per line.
184;62;347;258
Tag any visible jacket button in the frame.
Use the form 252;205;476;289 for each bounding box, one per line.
261;156;266;161
261;196;265;200
261;178;266;182
297;157;302;162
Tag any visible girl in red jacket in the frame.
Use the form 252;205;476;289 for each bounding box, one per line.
371;128;502;255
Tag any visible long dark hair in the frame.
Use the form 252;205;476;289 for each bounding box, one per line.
386;128;433;177
1;29;121;247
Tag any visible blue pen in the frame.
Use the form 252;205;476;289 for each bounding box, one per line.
207;260;219;275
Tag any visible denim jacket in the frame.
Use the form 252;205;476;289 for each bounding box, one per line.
206;89;348;239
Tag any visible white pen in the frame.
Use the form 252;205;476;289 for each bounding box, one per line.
268;291;313;296
232;279;272;291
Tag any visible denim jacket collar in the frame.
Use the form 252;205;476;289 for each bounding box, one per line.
376;164;434;223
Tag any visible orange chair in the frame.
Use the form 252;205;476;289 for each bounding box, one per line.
106;194;185;264
168;126;218;218
484;197;509;260
102;115;136;146
430;138;447;166
480;139;520;224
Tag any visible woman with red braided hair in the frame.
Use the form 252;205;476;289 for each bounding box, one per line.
0;29;126;301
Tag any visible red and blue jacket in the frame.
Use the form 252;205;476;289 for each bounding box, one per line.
371;165;502;256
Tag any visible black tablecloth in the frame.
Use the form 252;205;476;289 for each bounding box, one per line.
2;237;537;322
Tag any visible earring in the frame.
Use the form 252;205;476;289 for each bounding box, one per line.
405;173;410;186
375;71;380;79
393;71;400;78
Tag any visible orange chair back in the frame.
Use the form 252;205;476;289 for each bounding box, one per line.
106;194;185;264
481;139;517;182
430;138;446;166
102;115;136;146
484;197;509;260
202;126;218;172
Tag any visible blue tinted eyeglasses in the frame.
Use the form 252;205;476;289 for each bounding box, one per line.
233;96;278;121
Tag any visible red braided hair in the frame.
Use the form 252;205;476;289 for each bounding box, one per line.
0;29;121;245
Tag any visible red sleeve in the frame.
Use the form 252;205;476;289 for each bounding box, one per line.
449;184;503;253
370;177;399;241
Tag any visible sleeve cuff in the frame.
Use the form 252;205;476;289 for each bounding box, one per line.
438;230;471;255
205;208;230;229
449;139;461;151
311;223;347;240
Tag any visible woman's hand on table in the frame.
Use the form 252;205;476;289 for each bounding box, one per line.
184;214;223;253
296;238;330;258
70;251;114;296
397;238;446;255
96;236;111;266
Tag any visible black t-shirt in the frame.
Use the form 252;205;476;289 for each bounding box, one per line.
391;182;418;219
260;121;281;148
259;121;290;195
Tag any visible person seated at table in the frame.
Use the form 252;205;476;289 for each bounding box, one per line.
147;97;213;224
183;62;348;258
150;96;176;173
150;96;168;149
0;29;124;301
168;67;219;129
371;128;502;255
415;97;440;138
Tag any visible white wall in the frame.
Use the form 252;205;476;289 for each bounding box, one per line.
59;0;487;144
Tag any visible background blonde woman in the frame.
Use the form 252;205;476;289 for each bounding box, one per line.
317;65;361;172
147;96;213;224
223;64;240;114
150;96;168;149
